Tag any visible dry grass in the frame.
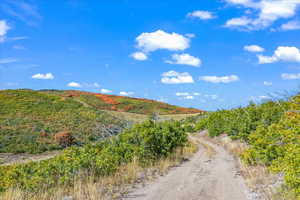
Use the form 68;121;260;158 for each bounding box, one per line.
0;140;198;200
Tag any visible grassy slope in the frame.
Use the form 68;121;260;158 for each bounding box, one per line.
0;89;202;154
41;90;202;115
0;90;126;153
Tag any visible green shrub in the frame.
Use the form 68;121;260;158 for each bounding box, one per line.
0;120;188;192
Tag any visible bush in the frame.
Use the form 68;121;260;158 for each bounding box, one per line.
0;120;188;192
194;95;299;197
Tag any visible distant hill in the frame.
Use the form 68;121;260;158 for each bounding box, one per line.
41;90;203;115
0;89;203;154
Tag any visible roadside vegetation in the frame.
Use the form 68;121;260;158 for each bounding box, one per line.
0;119;193;199
194;94;300;199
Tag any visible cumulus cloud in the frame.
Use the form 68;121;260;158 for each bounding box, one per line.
244;45;265;52
224;0;300;30
32;73;54;80
0;57;18;64
166;53;201;67
280;20;300;31
263;81;273;86
199;75;239;83
131;52;148;61
258;46;300;64
187;10;215;20
136;30;190;52
120;91;134;96
100;89;113;94
161;70;194;84
281;73;300;80
0;20;10;42
67;82;82;87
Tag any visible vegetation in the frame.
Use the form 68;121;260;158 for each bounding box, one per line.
41;90;202;115
0;120;188;194
0;89;126;154
0;89;202;154
195;95;300;198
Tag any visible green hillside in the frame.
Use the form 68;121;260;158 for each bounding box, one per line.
41;90;202;115
0;89;202;154
0;89;126;154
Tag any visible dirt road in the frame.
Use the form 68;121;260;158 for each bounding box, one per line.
123;134;252;200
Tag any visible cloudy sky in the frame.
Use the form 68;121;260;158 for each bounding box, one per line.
1;0;300;110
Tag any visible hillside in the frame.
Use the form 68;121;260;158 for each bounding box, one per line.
0;89;202;154
0;89;126;154
41;90;202;115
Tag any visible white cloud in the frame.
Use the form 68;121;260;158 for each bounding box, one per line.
224;0;300;30
32;73;54;80
199;75;239;83
187;10;215;20
136;30;190;52
120;91;134;96
225;17;252;27
131;52;148;61
281;20;300;31
0;57;18;64
244;45;265;52
193;92;201;96
281;73;300;80
100;89;112;94
184;95;194;100
176;92;190;96
166;53;201;67
263;81;273;86
257;55;278;64
258;46;300;64
161;70;194;84
67;82;82;87
0;20;10;42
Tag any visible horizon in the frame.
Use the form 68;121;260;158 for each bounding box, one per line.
1;0;300;111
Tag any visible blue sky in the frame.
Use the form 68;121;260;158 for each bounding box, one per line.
1;0;300;110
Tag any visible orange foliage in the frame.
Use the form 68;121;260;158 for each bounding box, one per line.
95;94;120;105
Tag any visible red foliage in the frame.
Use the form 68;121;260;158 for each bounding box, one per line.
54;131;75;147
95;94;120;105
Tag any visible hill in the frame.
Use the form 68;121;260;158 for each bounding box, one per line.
41;90;202;115
0;89;126;154
0;89;202;154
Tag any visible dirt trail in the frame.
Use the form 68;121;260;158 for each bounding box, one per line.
122;134;252;200
0;151;60;166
